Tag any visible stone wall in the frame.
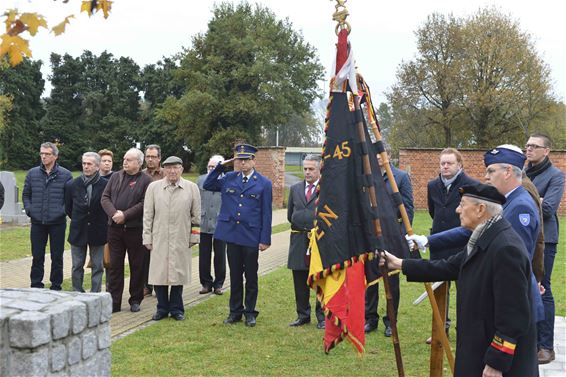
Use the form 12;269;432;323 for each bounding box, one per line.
0;288;112;377
399;148;566;216
256;146;286;209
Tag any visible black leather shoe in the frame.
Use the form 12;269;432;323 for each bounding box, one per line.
384;325;392;337
213;288;223;295
223;315;242;324
316;321;325;330
245;316;256;327
289;318;311;327
152;312;168;321
172;313;185;321
130;303;141;312
364;322;377;334
199;286;212;294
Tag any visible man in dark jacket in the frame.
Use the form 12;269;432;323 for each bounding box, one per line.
65;152;108;293
23;142;72;290
525;133;565;364
385;183;538;377
287;154;325;329
101;148;152;313
365;145;414;337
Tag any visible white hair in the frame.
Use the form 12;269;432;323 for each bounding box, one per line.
209;154;225;164
82;152;101;166
467;196;503;216
125;148;144;165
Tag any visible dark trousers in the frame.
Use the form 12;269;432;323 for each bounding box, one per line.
292;269;324;323
199;233;226;289
538;242;557;350
107;227;147;310
365;273;400;327
142;247;152;291
226;242;259;318
30;222;66;290
154;285;184;316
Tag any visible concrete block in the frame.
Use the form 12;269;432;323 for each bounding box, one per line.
81;329;97;360
98;348;112;376
4;300;49;311
9;311;51;348
99;293;112;323
25;292;57;304
10;347;49;376
75;295;100;328
60;301;87;334
66;336;81;365
43;305;71;340
51;342;66;372
97;323;111;349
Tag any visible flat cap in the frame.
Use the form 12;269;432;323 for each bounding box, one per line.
484;145;526;169
234;144;257;159
162;156;183;166
459;183;506;205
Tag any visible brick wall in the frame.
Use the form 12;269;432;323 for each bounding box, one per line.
255;147;285;209
399;148;566;216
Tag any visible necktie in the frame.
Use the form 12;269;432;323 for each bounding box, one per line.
243;176;248;184
305;184;313;201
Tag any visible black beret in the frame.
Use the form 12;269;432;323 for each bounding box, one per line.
459;183;506;205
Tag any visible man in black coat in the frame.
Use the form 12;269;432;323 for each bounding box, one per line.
287;154;325;329
384;183;538;377
65;152;108;292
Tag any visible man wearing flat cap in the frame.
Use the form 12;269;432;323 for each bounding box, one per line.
383;183;538;376
204;143;272;327
143;156;201;321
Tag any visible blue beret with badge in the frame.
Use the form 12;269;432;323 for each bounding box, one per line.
484;146;526;169
234;144;257;159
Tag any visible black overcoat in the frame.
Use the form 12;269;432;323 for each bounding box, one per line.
403;218;538;376
286;181;317;271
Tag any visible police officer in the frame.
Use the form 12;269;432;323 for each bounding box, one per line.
204;144;272;327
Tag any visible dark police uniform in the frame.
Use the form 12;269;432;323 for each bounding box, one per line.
203;144;272;324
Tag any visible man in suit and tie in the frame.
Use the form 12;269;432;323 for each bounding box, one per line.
287;154;325;329
204;143;272;327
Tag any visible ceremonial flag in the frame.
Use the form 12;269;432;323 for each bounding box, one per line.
308;29;409;354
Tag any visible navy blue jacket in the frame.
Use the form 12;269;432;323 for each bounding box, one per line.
385;165;414;226
65;175;109;246
530;164;564;244
204;165;272;248
427;171;479;260
23;163;72;225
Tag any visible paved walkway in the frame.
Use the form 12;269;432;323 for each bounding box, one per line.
1;207;564;375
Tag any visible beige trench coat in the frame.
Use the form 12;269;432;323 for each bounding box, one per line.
143;178;201;285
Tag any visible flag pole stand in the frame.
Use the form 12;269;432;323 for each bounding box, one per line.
356;74;455;375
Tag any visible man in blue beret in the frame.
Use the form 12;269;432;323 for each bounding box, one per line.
204;143;272;327
382;182;538;376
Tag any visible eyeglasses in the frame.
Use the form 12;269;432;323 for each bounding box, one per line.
525;144;546;150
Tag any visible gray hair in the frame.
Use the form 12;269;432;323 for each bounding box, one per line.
209;154;225;164
499;163;523;180
468;196;503;217
82;152;101;166
40;142;59;156
303;154;321;168
125;148;144;165
145;144;161;157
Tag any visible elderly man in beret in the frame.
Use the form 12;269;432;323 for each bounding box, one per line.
143;156;201;321
204;143;272;327
384;183;538;376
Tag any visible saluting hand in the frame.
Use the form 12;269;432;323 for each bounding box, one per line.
259;243;270;252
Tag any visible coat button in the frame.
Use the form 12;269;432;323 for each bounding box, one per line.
237;212;240;216
238;204;242;207
240;194;244;198
236;221;240;224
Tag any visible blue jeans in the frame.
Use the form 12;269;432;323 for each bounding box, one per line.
30;223;66;290
537;243;556;350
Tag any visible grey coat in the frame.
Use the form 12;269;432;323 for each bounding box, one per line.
197;174;223;235
530;165;564;244
287;181;317;271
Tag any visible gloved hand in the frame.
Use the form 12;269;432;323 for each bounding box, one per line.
405;234;428;252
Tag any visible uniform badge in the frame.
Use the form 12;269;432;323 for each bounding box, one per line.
490;149;499;155
519;214;530;226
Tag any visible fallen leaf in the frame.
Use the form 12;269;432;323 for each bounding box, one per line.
51;15;74;36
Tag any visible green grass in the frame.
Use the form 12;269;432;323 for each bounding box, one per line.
0;222;72;262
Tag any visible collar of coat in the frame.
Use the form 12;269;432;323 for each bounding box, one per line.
464;217;509;263
159;177;189;190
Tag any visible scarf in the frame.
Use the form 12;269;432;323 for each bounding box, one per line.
467;214;502;256
441;169;462;191
525;156;552;181
82;171;100;206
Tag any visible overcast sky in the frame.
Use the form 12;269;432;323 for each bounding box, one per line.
8;0;566;104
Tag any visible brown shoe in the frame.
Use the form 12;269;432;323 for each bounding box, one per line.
199;286;212;294
537;348;555;364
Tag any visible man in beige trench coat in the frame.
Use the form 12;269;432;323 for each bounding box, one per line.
143;156;201;321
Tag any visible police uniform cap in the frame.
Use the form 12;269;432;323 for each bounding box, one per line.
459;183;506;205
483;145;526;169
234;144;257;159
162;156;183;166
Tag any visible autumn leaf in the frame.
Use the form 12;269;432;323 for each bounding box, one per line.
19;13;47;36
4;9;18;32
51;15;74;36
96;0;113;19
81;1;94;16
0;34;32;66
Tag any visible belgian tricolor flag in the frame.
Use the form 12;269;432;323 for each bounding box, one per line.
308;29;409;354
